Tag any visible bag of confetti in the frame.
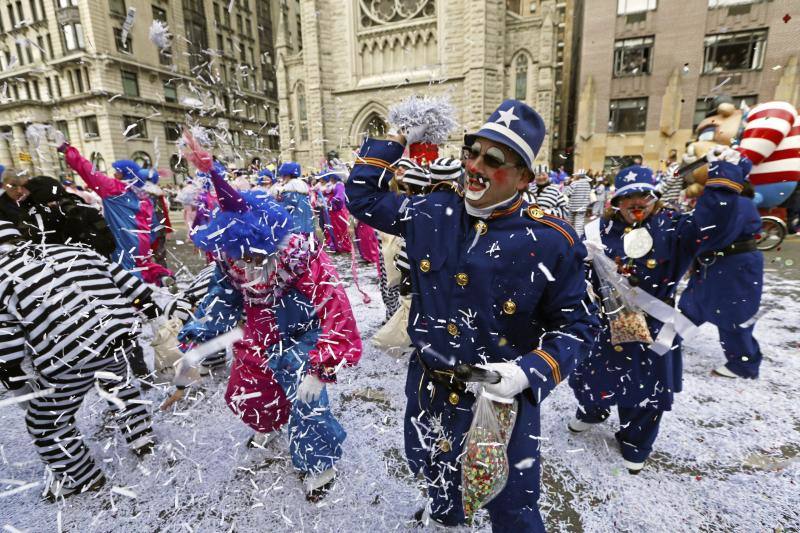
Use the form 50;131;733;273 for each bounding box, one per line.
461;390;517;519
592;253;653;346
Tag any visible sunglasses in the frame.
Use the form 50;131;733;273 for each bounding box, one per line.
461;141;523;170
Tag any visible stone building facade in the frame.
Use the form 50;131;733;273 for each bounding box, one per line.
574;0;800;173
0;0;279;183
274;0;563;170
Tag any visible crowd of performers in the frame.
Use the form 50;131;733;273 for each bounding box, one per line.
0;96;769;531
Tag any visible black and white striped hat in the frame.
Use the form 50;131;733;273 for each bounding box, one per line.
397;163;431;188
429;157;463;182
395;158;419;170
0;220;21;244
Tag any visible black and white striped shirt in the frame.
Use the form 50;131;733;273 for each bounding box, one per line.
528;183;568;218
0;242;154;389
565;178;593;211
393;240;413;296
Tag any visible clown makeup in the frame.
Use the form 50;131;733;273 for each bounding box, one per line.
461;138;530;208
616;193;658;225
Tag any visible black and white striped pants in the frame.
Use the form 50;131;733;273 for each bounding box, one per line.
26;340;153;495
377;238;400;321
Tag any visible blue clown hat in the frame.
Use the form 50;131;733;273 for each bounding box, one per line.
612;165;658;202
464;99;546;172
258;168;274;179
278;161;301;178
112;160;145;187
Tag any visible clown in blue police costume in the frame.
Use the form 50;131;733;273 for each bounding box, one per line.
346;99;600;531
276;161;315;235
678;184;764;379
568;150;753;473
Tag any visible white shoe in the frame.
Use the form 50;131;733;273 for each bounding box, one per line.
711;365;739;378
567;417;594;433
304;467;336;501
623;459;644;474
246;431;279;449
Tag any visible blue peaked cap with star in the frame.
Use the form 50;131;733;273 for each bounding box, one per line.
464;99;546;172
612;165;658;202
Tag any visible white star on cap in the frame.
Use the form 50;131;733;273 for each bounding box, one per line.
623;171;638;182
496;107;519;128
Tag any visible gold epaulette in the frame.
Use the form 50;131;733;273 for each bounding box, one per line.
525;205;575;246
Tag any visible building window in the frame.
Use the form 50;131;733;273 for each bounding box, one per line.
82;115;100;138
617;0;656;14
121;70;139;96
296;14;303;51
152;5;166;22
164;122;181;142
62;22;85;51
131;151;152;168
123;116;147;139
693;94;758;130
163;81;177;103
608;98;648;133
56;120;69;141
73;69;84;92
109;0;125;16
297;87;308;141
90;152;107;173
114;27;133;52
708;0;754;6
703;30;767;73
613;36;654;77
7;5;15;26
514;55;528;100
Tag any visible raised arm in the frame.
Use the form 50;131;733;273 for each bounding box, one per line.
345;138;411;236
62;145;127;198
677;150;752;256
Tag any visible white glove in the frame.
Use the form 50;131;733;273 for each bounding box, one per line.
706;145;741;165
9;382;34;410
476;362;529;400
296;373;325;404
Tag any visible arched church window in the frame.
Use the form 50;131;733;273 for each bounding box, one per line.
296;84;308;142
515;55;528;100
359;0;436;28
90;152;106;173
131;151;151;169
365;114;387;138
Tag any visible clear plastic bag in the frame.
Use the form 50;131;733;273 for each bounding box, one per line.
593;254;653;346
461;391;518;519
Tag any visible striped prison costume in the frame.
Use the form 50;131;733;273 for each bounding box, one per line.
564;178;593;236
394;241;413;296
377;236;400;320
162;263;217;324
0;241;158;496
528;183;568;219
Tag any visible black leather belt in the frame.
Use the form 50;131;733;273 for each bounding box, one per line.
698;239;758;264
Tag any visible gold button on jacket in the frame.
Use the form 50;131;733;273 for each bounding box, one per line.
455;273;469;286
447;323;459;336
474;221;488;235
502;299;517;315
447;393;459;405
419;259;431;272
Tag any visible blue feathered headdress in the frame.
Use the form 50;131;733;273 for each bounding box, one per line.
278;161;301;178
190;170;291;259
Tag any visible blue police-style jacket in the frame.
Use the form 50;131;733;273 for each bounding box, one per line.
570;160;751;411
347;138;599;527
679;195;763;328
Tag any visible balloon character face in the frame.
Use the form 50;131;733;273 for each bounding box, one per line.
684;101;744;186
